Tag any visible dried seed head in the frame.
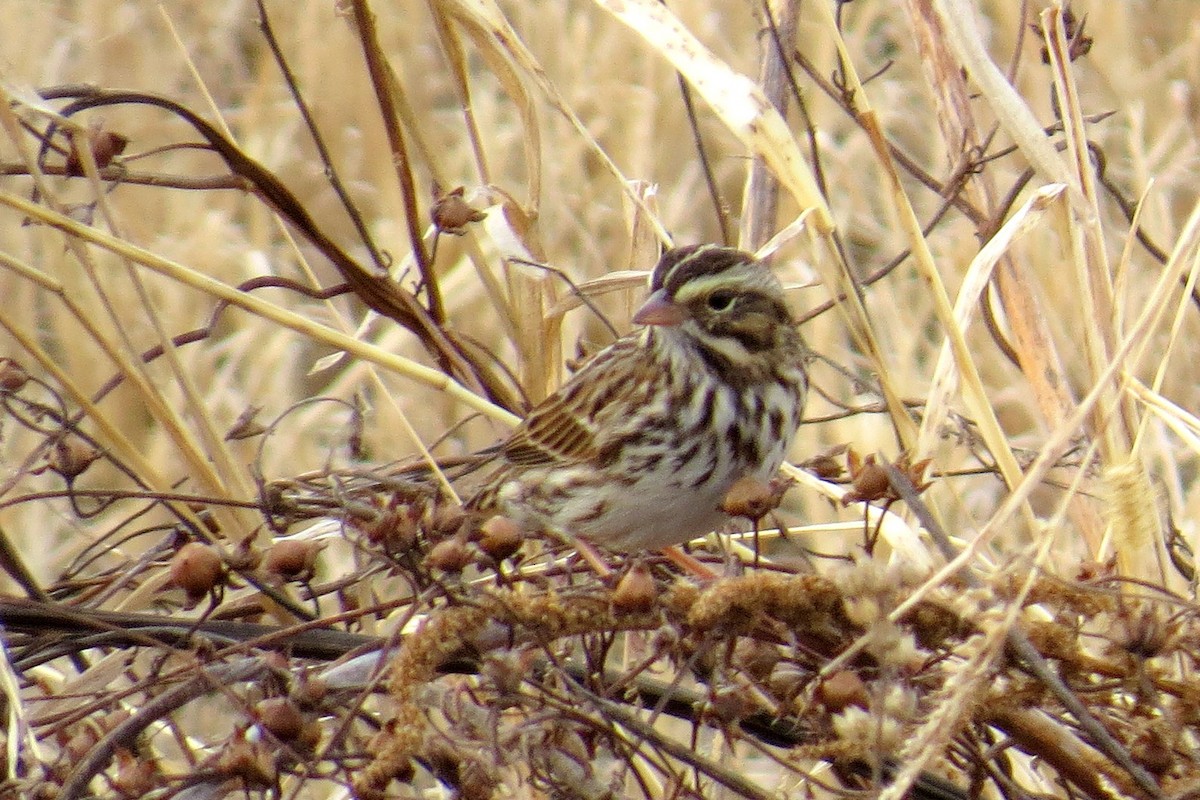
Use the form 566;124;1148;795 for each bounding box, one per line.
264;540;323;582
64;124;128;175
46;436;100;480
169;542;224;603
112;748;158;797
801;444;848;480
427;536;473;573
816;670;869;713
213;736;276;788
477;514;523;561
226;536;261;572
611;561;657;614
255;697;304;742
355;505;419;553
842;451;890;506
0;358;29;392
431;185;487;235
720;475;789;521
430;503;467;536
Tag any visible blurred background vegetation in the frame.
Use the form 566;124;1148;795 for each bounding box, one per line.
2;1;1200;797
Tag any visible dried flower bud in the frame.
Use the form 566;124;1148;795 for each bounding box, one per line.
46;436;100;480
611;561;657;614
720;475;789;521
816;670;869;713
226;536;261;572
800;444;848;480
478;514;523;561
427;535;472;573
255;697;304;742
113;748;158;797
213;737;276;787
355;506;419;553
225;405;266;440
169;542;224;603
842;451;890;506
0;358;28;392
64;125;129;175
431;185;486;235
264;540;323;582
430;503;467;536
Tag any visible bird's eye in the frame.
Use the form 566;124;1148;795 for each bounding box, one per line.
707;291;734;311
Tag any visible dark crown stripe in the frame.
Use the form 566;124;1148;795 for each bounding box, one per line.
650;244;753;294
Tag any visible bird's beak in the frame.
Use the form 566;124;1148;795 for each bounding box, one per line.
632;289;686;327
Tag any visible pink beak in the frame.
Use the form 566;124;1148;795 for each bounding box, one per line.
632;289;686;327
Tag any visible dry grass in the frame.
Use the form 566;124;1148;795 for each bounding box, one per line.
1;0;1200;797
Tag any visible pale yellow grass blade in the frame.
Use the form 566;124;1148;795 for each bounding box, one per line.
0;191;519;428
918;184;1067;460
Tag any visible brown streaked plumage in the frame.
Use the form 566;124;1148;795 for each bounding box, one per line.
467;244;808;551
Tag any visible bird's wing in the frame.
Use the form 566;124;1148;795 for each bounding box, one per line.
500;337;641;467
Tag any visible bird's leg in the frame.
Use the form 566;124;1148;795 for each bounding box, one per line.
659;545;719;579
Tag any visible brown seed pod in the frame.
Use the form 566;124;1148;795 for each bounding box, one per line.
426;536;472;573
842;451;890;505
264;539;323;582
226;536;261;572
800;444;848;480
64;125;128;175
355;506;419;553
611;561;657;614
169;542;224;603
477;514;523;561
431;184;486;234
255;697;304;742
720;475;790;521
212;736;276;788
112;747;158;797
430;503;467;536
816;669;869;713
0;358;28;392
46;436;100;480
